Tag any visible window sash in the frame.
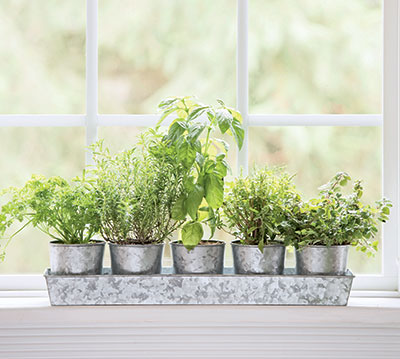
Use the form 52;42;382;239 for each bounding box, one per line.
0;0;398;293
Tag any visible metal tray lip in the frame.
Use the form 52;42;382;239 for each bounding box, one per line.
44;267;354;279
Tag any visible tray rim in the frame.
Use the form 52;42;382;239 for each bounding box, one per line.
44;267;355;279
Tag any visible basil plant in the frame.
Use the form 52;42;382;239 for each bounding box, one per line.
282;172;392;256
223;167;300;252
157;96;244;249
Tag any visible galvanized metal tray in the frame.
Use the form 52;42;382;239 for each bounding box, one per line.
44;267;354;306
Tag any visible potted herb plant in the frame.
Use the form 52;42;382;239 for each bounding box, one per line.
282;172;392;275
89;136;186;275
0;175;104;275
223;167;300;274
157;96;244;274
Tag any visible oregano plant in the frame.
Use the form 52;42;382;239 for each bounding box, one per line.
223;167;300;252
282;172;392;256
157;96;244;249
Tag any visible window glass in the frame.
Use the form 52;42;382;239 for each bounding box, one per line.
0;128;85;273
0;0;85;114
249;0;382;114
249;126;382;274
99;0;236;114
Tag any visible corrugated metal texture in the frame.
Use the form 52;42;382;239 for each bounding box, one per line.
0;303;400;358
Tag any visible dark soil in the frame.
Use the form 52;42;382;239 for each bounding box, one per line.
198;240;223;245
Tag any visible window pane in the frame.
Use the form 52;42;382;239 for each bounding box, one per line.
0;0;85;114
99;0;236;114
249;0;382;114
0;128;85;273
249;126;382;274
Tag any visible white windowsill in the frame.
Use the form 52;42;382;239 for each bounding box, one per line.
1;294;400;358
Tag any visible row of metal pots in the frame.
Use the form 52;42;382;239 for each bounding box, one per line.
49;240;350;276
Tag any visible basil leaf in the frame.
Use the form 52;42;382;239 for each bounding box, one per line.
181;221;204;250
216;108;233;134
187;184;204;221
205;173;224;209
172;194;187;221
229;118;245;150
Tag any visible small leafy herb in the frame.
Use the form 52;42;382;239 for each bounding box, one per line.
0;174;100;260
282;172;392;256
88;133;186;245
157;96;244;249
222;167;300;252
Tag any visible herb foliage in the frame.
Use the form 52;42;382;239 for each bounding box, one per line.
88;132;186;245
157;96;244;249
0;175;100;260
223;167;300;252
282;172;392;256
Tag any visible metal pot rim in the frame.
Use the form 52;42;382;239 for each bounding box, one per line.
297;244;350;249
231;239;285;248
49;240;105;247
170;239;225;247
109;242;164;248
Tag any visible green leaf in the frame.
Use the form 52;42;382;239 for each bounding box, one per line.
205;173;224;209
229;118;244;150
227;108;243;123
158;97;179;110
181;221;204;250
177;141;196;169
187;122;206;142
187;106;208;121
215;159;228;178
184;176;195;192
382;207;390;215
157;107;179;126
195;152;205;168
207;207;216;238
172;194;187;221
166;120;186;143
186;185;204;221
204;159;216;174
216;108;233;134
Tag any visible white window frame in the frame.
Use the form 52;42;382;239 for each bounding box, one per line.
0;0;398;294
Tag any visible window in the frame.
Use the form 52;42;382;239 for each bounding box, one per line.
0;0;398;292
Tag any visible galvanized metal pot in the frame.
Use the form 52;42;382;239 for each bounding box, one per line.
171;240;225;274
295;245;350;275
109;242;164;275
231;240;285;275
49;240;105;275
